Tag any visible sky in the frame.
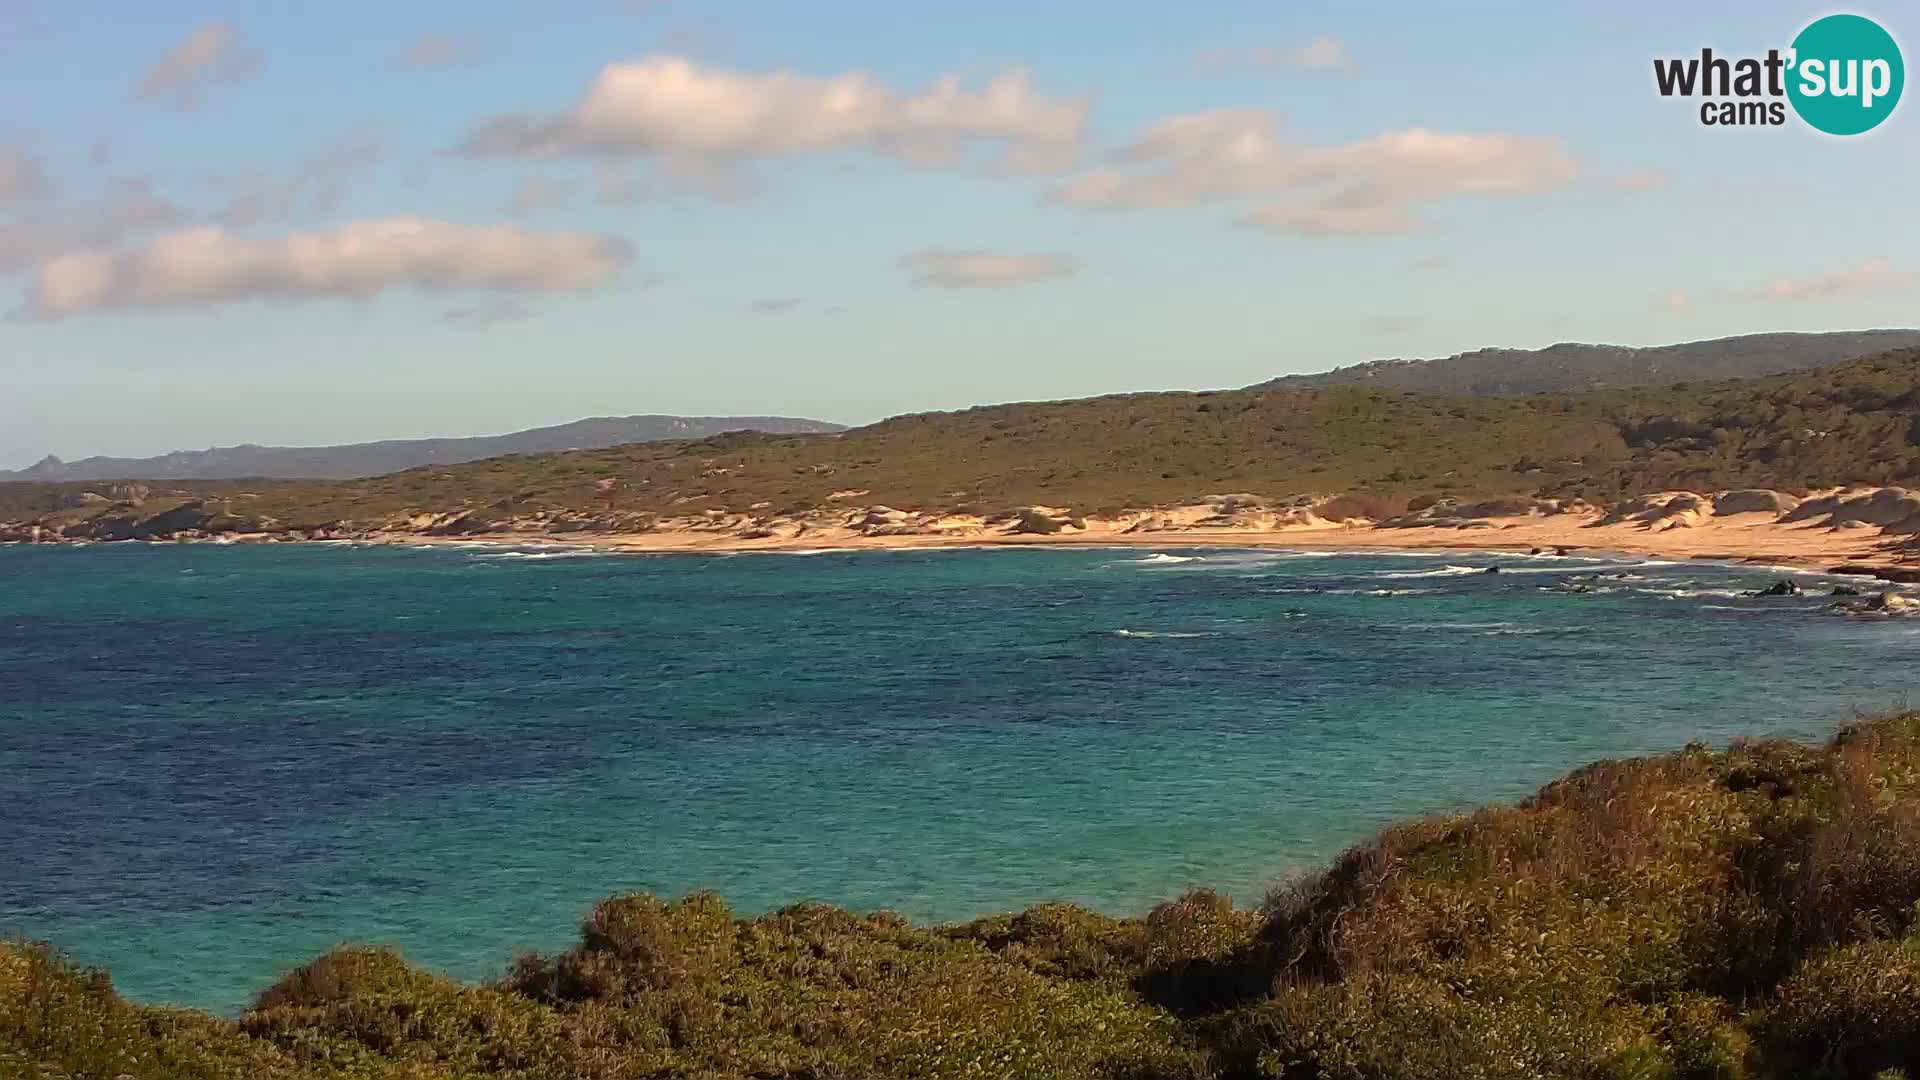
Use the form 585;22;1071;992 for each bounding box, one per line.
1;0;1915;466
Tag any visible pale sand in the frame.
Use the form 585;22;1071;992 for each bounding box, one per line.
373;508;1913;576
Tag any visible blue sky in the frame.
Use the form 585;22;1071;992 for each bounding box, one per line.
1;0;1914;466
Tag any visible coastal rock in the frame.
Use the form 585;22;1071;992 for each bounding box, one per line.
63;515;139;541
1205;493;1267;515
1713;489;1800;516
1784;487;1920;533
925;514;986;532
427;512;507;536
861;506;911;527
1832;591;1920;616
130;502;216;540
736;519;806;541
1595;492;1711;531
1007;508;1073;535
1747;579;1802;597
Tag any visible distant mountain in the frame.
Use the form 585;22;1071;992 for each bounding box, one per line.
1;415;846;482
1252;330;1920;396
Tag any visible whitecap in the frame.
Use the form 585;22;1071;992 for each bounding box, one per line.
470;549;612;561
1376;564;1488;579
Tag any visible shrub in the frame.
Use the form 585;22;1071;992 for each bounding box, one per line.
11;714;1920;1079
1763;938;1920;1076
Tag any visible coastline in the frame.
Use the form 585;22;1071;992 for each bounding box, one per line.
367;509;1920;581
11;486;1920;583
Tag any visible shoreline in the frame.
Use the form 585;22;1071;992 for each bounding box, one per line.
11;487;1920;583
360;511;1920;582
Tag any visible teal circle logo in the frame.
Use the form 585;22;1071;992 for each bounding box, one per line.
1787;14;1904;135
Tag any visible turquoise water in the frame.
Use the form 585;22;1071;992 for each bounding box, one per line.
2;541;1916;1012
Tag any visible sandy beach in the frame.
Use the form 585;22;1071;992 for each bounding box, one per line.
376;489;1920;581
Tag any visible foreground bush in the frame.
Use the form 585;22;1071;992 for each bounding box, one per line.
7;713;1920;1078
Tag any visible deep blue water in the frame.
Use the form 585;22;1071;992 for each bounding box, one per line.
2;541;1916;1012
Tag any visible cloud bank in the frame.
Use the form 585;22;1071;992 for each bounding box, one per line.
24;218;632;319
457;55;1088;180
1052;110;1578;236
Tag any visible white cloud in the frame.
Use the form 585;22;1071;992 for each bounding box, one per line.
901;249;1077;289
0;145;49;210
1749;258;1908;302
506;176;576;215
22;218;632;319
0;178;189;273
750;296;803;313
457;55;1087;181
1196;37;1354;72
1051;110;1578;236
136;23;260;108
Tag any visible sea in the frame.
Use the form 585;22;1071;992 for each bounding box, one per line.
2;541;1916;1013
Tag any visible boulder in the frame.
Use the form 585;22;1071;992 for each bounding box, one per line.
1747;579;1802;597
131;502;215;540
1785;488;1920;532
1594;492;1710;530
861;506;911;527
1713;489;1800;516
1833;591;1920;615
1008;508;1067;535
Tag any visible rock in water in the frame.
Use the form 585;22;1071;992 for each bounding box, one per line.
1748;579;1802;597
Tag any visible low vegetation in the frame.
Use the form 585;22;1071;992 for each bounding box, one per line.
1253;330;1920;397
9;348;1920;540
9;713;1920;1078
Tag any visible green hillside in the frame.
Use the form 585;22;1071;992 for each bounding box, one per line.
1254;329;1920;396
5;347;1920;537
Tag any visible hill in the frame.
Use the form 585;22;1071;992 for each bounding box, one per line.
0;414;846;482
7;711;1920;1078
5;346;1920;542
1253;329;1920;396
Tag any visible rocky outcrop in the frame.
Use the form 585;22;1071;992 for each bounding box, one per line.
1593;492;1711;531
1713;489;1800;516
1832;591;1920;615
1785;488;1920;533
1381;495;1578;529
